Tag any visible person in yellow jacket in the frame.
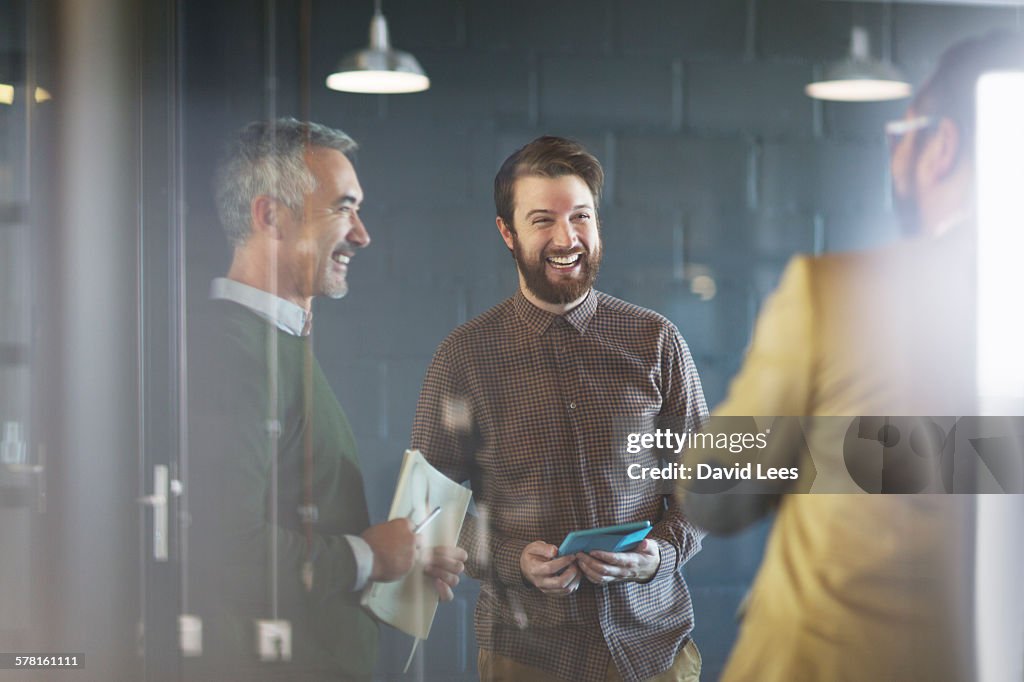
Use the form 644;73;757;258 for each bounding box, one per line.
678;31;1024;682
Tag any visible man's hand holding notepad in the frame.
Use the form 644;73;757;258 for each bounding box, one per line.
360;449;472;640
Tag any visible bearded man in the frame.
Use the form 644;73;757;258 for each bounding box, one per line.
411;136;708;682
677;31;1024;682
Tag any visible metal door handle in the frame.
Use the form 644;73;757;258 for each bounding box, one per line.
138;465;168;561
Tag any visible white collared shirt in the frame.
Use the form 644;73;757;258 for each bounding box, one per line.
209;277;374;590
210;277;312;336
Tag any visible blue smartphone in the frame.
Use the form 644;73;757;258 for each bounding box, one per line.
557;520;652;556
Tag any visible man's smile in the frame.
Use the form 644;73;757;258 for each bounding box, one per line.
545;251;582;271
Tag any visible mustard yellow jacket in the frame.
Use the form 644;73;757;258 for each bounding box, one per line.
683;231;976;682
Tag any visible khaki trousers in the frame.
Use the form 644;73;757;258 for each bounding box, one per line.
478;639;701;682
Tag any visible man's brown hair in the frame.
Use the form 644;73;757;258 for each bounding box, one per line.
912;30;1024;166
493;136;604;231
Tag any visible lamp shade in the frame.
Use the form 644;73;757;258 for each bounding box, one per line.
805;60;912;101
0;83;53;105
326;11;429;94
806;27;911;102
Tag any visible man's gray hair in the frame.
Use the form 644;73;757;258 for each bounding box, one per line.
215;117;357;246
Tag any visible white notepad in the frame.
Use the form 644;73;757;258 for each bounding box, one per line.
360;449;472;640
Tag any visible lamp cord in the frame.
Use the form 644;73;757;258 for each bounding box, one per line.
882;1;893;64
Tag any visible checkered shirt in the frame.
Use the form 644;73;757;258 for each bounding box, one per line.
411;289;708;682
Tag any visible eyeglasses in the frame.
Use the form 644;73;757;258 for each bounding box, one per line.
884;116;936;148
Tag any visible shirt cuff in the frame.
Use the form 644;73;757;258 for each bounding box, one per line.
495;536;531;587
648;537;679;584
345;534;374;591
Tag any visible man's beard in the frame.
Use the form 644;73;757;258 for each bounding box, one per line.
319;267;349;299
892;138;925;237
321;280;348;299
511;236;602;305
893;182;923;237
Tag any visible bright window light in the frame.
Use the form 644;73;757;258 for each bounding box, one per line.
975;70;1024;682
975;495;1024;682
976;71;1024;415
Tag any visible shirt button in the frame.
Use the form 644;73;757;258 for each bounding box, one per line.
569;401;576;410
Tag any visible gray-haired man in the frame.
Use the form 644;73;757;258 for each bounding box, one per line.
188;118;465;681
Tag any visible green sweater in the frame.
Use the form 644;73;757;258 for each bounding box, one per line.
189;300;377;680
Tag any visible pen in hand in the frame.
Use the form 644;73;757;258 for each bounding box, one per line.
413;506;442;534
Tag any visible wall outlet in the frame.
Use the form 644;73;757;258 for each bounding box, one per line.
255;619;292;662
178;614;202;657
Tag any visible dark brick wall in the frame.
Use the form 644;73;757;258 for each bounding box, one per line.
182;1;1019;679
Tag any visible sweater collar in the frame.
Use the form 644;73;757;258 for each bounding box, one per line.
210;277;312;336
